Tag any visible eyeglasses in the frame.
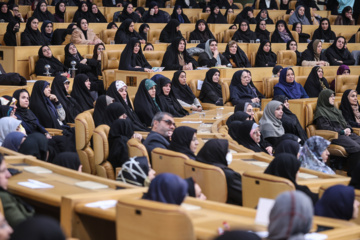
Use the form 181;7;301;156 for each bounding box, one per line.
161;119;176;127
252;131;260;135
97;48;105;51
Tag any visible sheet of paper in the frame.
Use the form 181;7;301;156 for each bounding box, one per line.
181;203;201;211
75;181;109;190
298;172;319;179
85;200;117;209
305;233;328;240
24;166;52;174
181;121;203;124
255;198;275;226
197;80;203;90
18;179;54;189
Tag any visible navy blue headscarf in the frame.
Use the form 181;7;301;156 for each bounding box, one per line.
274;67;303;99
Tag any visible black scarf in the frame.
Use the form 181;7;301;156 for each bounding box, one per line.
223;43;250;68
3;20;18;46
70;73;94;111
171;70;196;105
55;1;65;20
199;69;222;102
0;3;14;22
23;17;48;45
99;102;127;126
159;19;182;43
168;126;197;160
190;19;214;43
33;0;55;22
303;66;329;98
36;45;67;76
73;2;97;23
229;70;257;99
233;19;256;43
118;37;150;70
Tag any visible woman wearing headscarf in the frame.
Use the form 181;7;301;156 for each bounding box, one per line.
232;20;256;43
117;156;156;186
70;74;94;112
52;152;81;171
51;75;81;123
0;117;23;146
286;40;302;66
312;18;336;42
106;81;149;131
315;89;360;173
99;102;127;126
32;0;55;22
299;136;335;174
142;173;188;205
196;139;243;205
133;79;161;126
0;3;14;22
71;18;102;45
107;21;118;29
161;37;198;70
272;95;308;144
159;19;183;43
199;69;223;106
255;9;274;24
304;66;329;98
258;0;278;9
206;5;227;24
315;185;359;220
300;39;329;66
274;67;309;99
91;4;106;23
273;134;301;156
268;191;313;240
115;19;144;44
198;39;229;67
93;95;114;127
292;22;310;43
139;23;149;40
152;75;188;117
288;5;311;25
21;17;49;46
143;1;168;23
340;89;360;128
174;0;199;8
3;132;26;152
35;45;68;77
325;36;355;66
259;100;285;146
73;2;97;23
234;6;256;24
118;2;142;22
54;1;65;22
271;20;294;43
171;71;202;111
335;6;355;25
19;132;49;161
265;153;319;205
226;111;252;126
223;40;251;68
189;19;215;44
40;20;53;44
92;43;105;77
3;21;19;46
169;126;197;160
255;40;277;67
255;20;270;42
0;105;15;118
171;5;190;23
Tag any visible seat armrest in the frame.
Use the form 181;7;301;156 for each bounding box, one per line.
314;130;338;141
352;128;360;136
45;128;63;136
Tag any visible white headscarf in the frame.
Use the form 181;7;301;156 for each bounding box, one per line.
204;39;221;66
0;117;22;146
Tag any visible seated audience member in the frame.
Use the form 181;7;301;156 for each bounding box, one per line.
229;24;237;30
40;20;53;44
199;69;223;106
268;191;313;240
335;6;355;25
115;19;144;44
198;39;229;67
272;65;282;77
142;173;188;205
274;67;309;99
73;2;96;23
106;81;149;131
117;3;142;22
230;70;262;107
2;132;26;152
265;153;319;205
171;71;202;111
159;19;183;43
255;40;277;67
288;5;311;25
271;20;294;43
171;6;190;23
152;75;188;117
52;152;81;171
215;231;260;240
174;0;199;8
119;38;152;72
255;20;270;42
0;117;24;146
0;105;16;119
92;43;104;76
117;156;156;186
196;139;243;206
226;112;252;127
4;21;20;46
54;1;65;22
340;90;360;128
299;136;335;174
312;18;336;42
35;45;68;77
255;9;274;24
325;36;355;66
134;79;161;126
169;126;198;160
301;39;329;66
258;0;278;9
223;40;251;68
107;22;118;29
286;40;302;65
91;4;107;23
18;133;49;161
234;7;256;24
93;95;114;127
189;19;215;44
0;154;35;228
142;2;168;23
0;3;15;22
139;23;149;40
273;95;308;144
232;20;256;43
161;38;198;70
71;18;102;45
11;5;24;23
185;177;206;200
98;102;127;126
143;112;175;157
330;64;350;90
70;74;94;112
293;22;310;43
234;102;255;120
304;66;330;98
33;0;55;22
259;100;285;146
273;134;300;156
315;185;359;220
21;17;49;46
144;43;154;51
207;5;227;24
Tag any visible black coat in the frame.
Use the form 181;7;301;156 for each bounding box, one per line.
198;52;229;67
325;39;355;66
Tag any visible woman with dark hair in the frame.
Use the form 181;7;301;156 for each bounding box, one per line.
33;0;55;22
139;23;149;40
288;5;311;25
159;19;182;43
171;5;190;23
143;43;154;51
115;19;144;44
312;18;336;42
143;1;168;23
99;102;127;126
279;0;289;9
119;38;152;72
274;67;308;99
117;156;156;186
271;20;294;43
189;19;215;43
73;2;97;23
292;22;310;43
197;139;243;205
91;4;107;23
258;0;278;9
255;9;274;24
301;39;329;66
54;1;65;22
198;39;229;67
152;75;188;117
40;20;53;44
286;40;301;66
232;20;256;43
223;40;251;68
3;21;19;46
70;74;94;112
199;69;223;106
335;6;355;25
93;95;114;127
304;66;330;97
255;20;270;42
133;79;162;126
203;5;211;13
234;6;256;24
169;126;198;160
71;18;102;45
118;2;142;22
92;43;105;76
325;36;355;66
161;37;198;70
174;0;199;8
107;22;118;29
340;89;360;128
255;40;277;67
35;45;68;77
0;3;15;22
226;112;251;126
171;71;202;111
206;5;227;24
21;17;49;46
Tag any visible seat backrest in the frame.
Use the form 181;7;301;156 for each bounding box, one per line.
189;78;201;98
28;55;39;80
242;171;295;208
55;55;65;63
254;111;263;124
356;32;360;43
127;138;149;160
227;13;236;25
101;50;121;71
198;13;209;21
290;31;299;43
116;197;195;240
151;148;189;178
16;32;21;46
335;75;359;94
223;29;236;43
148;29;162;44
62;34;71;45
101;29;117;44
221;79;231;105
143;51;164;67
264;77;279;98
184;159;228;203
277;50;296;66
103;69;115;89
305;102;317;127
